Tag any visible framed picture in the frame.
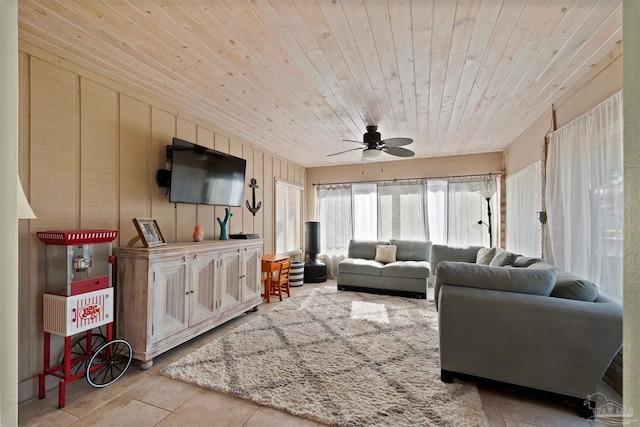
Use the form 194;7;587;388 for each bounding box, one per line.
133;218;166;248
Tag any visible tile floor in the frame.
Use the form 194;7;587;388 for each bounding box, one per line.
19;280;620;427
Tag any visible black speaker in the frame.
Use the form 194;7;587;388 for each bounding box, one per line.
305;221;321;257
304;221;326;283
156;169;171;188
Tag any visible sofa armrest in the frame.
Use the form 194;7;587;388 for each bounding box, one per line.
438;285;622;398
429;244;482;286
434;261;556;310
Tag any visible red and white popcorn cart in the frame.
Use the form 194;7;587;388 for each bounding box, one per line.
37;230;132;408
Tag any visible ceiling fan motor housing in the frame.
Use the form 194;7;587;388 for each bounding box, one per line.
363;125;382;147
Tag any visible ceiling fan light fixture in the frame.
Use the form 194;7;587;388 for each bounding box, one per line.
361;148;382;162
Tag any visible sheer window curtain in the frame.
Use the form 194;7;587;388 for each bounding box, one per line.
447;176;497;247
315;184;353;278
546;91;623;302
427;180;448;244
377;180;428;241
353;183;377;240
506;161;542;257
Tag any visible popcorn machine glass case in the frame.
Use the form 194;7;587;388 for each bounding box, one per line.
37;230;118;297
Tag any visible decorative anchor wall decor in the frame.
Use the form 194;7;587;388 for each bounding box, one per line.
246;178;262;216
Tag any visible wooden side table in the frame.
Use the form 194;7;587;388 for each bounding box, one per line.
261;254;290;303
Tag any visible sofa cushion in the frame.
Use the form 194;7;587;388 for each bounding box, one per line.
348;240;388;260
489;248;519;267
513;256;544;267
436;261;556;296
375;245;397;264
338;258;383;276
476;247;497;265
551;271;599;302
381;261;430;279
389;239;431;261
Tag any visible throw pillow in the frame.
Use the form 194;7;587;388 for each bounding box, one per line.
513;256;544;268
489;249;519;266
526;261;556;271
476;247;497;265
550;271;599;301
375;245;397;264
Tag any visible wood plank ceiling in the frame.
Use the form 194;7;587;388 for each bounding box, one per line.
18;0;622;168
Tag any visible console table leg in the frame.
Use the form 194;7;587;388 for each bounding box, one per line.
140;359;153;370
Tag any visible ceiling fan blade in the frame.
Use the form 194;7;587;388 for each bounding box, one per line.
327;147;363;157
381;137;413;147
383;146;415;158
342;139;366;144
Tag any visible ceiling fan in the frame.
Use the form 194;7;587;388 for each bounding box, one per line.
328;125;414;161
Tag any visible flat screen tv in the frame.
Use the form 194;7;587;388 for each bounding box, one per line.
169;138;247;207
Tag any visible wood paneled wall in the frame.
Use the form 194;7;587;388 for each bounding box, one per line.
17;46;305;402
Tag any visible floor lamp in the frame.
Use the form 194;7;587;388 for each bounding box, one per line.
478;187;496;247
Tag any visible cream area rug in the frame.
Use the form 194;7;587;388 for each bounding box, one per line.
162;286;488;427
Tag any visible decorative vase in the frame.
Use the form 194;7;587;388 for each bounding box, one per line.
193;223;203;242
217;208;232;241
219;225;228;240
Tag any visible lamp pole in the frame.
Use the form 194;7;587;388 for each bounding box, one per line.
485;197;493;247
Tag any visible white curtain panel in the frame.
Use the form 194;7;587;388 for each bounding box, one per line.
316;184;352;276
446;176;497;247
506;161;542;257
376;180;428;242
353;183;377;240
427;180;448;244
546;91;623;302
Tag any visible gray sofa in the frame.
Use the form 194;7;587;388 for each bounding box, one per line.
430;244;622;416
337;239;431;298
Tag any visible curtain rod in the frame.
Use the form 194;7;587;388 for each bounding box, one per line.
312;172;501;187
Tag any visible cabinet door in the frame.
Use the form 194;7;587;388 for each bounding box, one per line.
217;250;241;312
241;246;262;302
190;253;218;325
151;258;189;344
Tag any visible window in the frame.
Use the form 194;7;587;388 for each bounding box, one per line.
315;174;498;258
275;179;303;256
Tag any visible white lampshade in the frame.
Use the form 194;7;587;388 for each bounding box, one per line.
361;148;382;162
479;189;496;199
18;178;37;219
479;176;496;199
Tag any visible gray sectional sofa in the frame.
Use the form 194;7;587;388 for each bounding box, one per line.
430;244;622;417
337;239;431;298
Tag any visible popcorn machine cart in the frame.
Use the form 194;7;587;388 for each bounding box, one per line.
37;230;132;408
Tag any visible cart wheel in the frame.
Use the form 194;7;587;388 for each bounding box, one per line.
86;339;132;388
63;333;107;377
